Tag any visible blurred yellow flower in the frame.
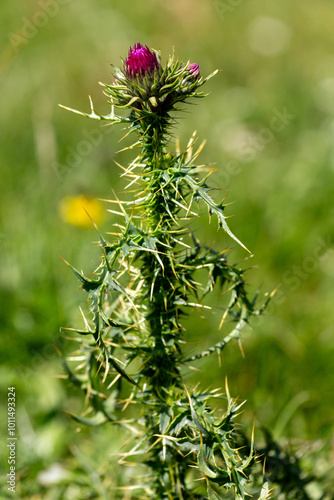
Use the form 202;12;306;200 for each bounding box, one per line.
59;195;104;228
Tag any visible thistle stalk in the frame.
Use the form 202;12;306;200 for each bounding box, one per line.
60;43;272;499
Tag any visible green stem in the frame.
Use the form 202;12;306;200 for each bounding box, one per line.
137;124;191;498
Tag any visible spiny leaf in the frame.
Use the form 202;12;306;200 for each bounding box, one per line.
184;174;249;252
198;451;217;479
184;319;247;363
109;356;137;386
59;95;126;122
65;411;108;426
258;483;271;499
207;485;223;500
185;387;210;437
159;408;171;434
60;256;104;291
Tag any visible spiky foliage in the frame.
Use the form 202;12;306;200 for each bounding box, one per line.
60;46;272;499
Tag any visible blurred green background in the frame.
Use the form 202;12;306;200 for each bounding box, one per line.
1;0;334;497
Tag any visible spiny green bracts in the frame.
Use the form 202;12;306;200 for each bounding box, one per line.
60;44;272;499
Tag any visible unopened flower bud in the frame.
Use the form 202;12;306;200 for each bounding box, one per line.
125;43;160;79
186;63;200;79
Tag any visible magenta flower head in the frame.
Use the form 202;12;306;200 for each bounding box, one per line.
186;63;200;79
125;43;160;79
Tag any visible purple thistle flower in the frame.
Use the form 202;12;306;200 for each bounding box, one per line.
125;43;160;79
186;63;200;79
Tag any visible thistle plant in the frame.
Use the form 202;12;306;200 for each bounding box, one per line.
60;43;273;499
